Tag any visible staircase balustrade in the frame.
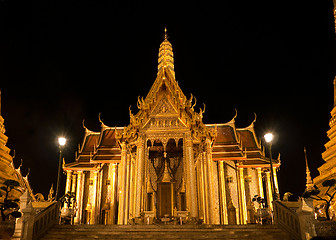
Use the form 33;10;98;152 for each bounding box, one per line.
273;200;302;240
31;201;60;239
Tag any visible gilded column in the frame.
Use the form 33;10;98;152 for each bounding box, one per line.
256;168;264;199
238;167;247;224
196;156;205;221
135;136;145;217
74;171;84;224
265;171;273;210
123;153;131;224
218;161;228;224
65;170;72;194
129;157;135;219
90;171;98;224
202;151;209;223
185;133;198;218
272;167;279;196
109;163;117;224
206;139;220;224
71;174;77;194
117;142;127;224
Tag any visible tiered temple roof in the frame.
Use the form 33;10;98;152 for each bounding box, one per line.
64;29;280;171
65;115;280;171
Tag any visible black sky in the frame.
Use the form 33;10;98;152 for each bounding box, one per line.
0;0;335;200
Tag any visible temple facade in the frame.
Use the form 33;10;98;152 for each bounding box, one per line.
63;31;280;225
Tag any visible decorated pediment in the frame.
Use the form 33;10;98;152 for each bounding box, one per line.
150;97;178;117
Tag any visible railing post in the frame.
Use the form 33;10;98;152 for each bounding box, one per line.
21;201;36;240
13;190;35;240
297;198;316;240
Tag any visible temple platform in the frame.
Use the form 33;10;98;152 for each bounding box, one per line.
40;224;289;240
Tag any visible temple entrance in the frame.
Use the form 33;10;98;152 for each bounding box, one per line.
158;182;173;217
147;138;184;220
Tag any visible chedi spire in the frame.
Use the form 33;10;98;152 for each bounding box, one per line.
304;147;314;191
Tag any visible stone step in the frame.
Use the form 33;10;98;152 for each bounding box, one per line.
40;224;289;240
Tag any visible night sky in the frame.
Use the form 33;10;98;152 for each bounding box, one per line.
0;1;335;200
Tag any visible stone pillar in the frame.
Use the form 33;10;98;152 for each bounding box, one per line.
265;171;273;210
118;142;127;224
74;171;84;224
65;170;72;194
135;136;145;217
218;161;228;224
238;167;247;224
256;168;264;200
185;133;198;218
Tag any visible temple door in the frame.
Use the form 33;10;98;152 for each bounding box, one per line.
157;182;172;217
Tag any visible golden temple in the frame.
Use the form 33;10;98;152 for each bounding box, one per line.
0;90;35;202
63;30;280;225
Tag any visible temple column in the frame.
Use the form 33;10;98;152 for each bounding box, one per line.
123;153;131;224
238;167;247;224
185;133;198;218
74;171;84;224
108;163;117;224
256;168;264;200
117;142;127;224
273;167;279;196
202;152;210;223
90;171;98;224
65;170;72;194
218;161;228;224
196;155;205;221
134;136;145;217
129;157;135;219
205;139;220;224
71;173;77;194
265;171;273;210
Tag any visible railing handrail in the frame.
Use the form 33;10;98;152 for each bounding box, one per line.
32;201;60;240
273;200;302;240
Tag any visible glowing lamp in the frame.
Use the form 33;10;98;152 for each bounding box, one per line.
264;133;273;143
58;137;66;146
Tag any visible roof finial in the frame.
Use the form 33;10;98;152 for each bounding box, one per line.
164;27;168;40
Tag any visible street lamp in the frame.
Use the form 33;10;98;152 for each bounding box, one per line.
56;137;66;200
264;133;278;200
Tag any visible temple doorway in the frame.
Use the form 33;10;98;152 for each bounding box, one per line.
158;182;173;217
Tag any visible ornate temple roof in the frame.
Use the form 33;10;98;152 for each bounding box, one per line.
64;30;280;171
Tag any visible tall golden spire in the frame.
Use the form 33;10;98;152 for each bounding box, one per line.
158;28;175;77
304;147;314;191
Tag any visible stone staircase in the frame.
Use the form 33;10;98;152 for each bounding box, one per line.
40;224;290;240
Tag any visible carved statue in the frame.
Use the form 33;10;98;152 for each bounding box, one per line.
283;192;292;201
48;184;55;201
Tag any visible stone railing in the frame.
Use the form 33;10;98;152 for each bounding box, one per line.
12;190;61;240
273;200;302;240
31;201;60;239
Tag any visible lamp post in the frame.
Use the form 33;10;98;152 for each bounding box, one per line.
56;137;66;200
264;133;278;201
